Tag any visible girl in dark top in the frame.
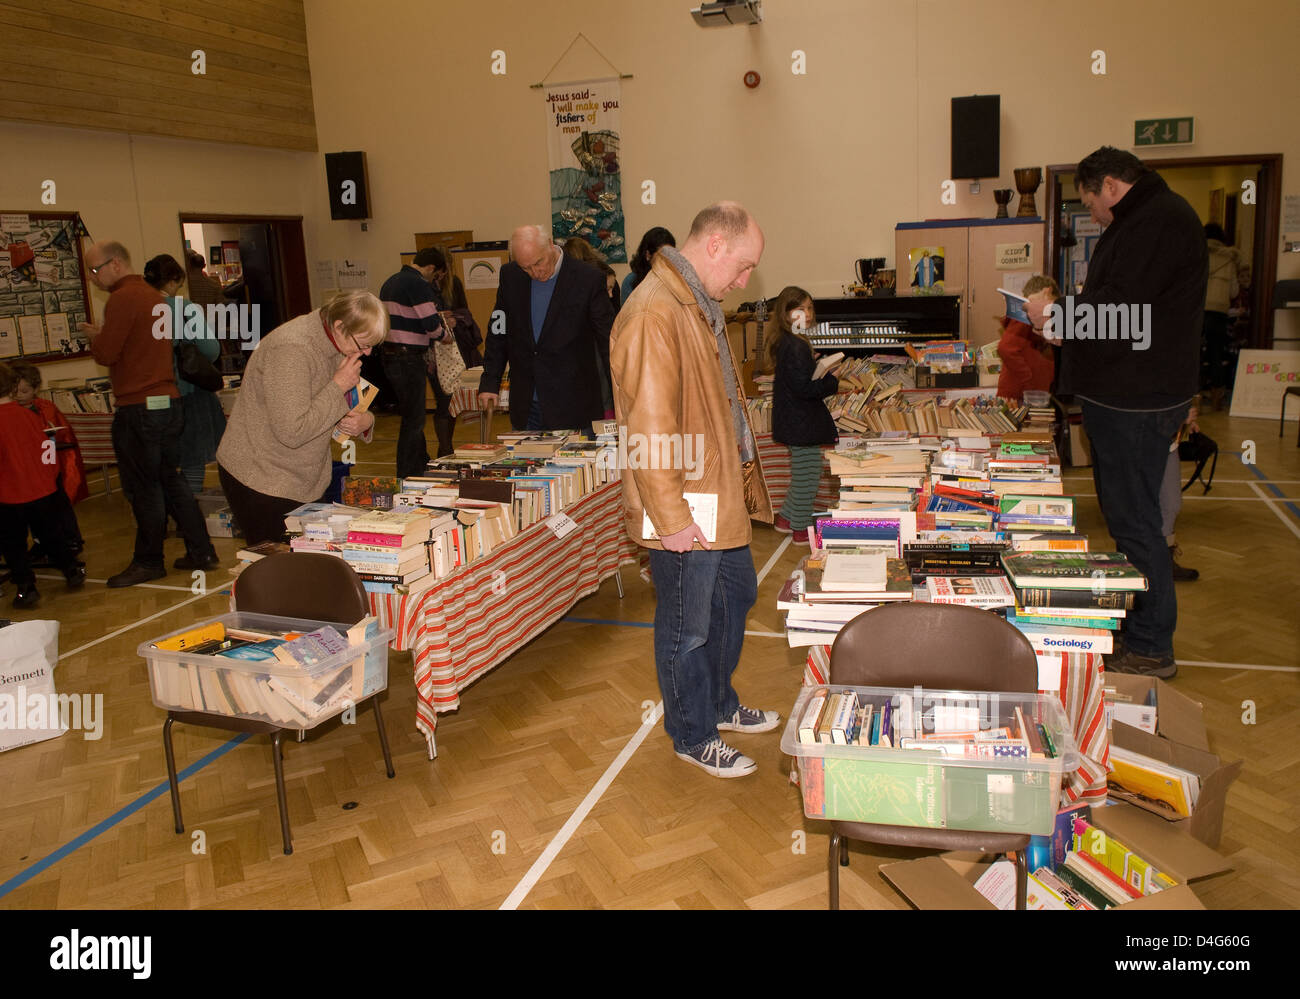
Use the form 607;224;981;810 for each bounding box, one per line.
425;247;483;367
765;286;840;542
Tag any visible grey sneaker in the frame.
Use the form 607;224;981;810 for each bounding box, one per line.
675;738;757;778
1104;648;1177;679
717;705;781;734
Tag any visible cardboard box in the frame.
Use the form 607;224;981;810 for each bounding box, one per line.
880;800;1229;910
1104;674;1242;848
1067;421;1091;466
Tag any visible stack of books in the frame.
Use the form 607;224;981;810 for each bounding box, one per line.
778;549;912;647
988;441;1064;497
1107;745;1202;818
1001;550;1146;666
342;510;436;594
829;439;928;514
41;376;116;413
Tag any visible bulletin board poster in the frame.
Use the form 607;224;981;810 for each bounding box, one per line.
1230;349;1300;420
909;246;945;294
545;79;626;263
0;211;93;359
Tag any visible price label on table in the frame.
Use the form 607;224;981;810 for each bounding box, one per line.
545;512;579;539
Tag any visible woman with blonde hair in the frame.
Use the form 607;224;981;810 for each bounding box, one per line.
216;290;388;544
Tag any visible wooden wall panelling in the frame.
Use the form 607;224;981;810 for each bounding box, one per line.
0;0;317;151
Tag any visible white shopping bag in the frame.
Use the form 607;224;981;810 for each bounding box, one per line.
0;620;67;751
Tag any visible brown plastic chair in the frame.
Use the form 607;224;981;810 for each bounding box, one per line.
825;601;1039;910
162;553;396;855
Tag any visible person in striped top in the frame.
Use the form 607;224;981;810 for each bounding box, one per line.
380;248;456;476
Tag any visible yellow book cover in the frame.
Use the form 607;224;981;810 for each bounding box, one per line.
1107;752;1193;817
153;621;225;651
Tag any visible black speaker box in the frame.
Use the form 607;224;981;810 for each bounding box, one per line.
951;96;999;180
324;151;370;220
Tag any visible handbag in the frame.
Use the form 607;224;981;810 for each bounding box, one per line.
1178;431;1218;494
429;328;466;395
175;340;224;393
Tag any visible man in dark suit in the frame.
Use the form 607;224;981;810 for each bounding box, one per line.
478;225;615;431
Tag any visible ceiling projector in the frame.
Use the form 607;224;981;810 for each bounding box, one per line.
690;2;763;27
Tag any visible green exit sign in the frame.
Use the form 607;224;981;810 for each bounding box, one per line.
1134;117;1194;146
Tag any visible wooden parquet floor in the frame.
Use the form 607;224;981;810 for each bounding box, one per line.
1;407;1296;910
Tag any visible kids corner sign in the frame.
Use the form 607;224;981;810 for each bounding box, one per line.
1230;349;1300;420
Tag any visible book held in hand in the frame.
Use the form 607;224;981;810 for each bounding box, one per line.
643;493;717;544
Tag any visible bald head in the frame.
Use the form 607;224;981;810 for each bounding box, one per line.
680;201;764;301
511;225;560;281
84;240;134;290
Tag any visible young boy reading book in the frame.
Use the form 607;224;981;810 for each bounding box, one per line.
0;362;87;608
996;274;1059;403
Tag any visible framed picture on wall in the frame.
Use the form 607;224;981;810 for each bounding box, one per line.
210;245;222;265
221;240;241;265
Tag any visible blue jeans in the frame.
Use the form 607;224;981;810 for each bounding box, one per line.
647;545;757;753
1082;400;1188;657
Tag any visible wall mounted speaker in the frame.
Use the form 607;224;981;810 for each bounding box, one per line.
324;151;370;220
951;96;1000;180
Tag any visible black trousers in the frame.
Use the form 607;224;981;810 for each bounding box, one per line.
1;492;78;590
218;464;304;546
381;346;454;479
112;402;213;568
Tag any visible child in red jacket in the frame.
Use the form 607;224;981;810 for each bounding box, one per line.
12;362;88;557
997;274;1059;402
0;363;87;608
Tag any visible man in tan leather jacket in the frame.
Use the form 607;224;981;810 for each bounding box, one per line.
610;202;778;778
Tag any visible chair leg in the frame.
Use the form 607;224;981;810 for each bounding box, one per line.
270;731;293;855
371;699;396;779
162;715;184;834
614;570;625;599
828;831;841;910
1014;849;1028;910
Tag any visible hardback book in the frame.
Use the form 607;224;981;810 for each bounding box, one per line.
454;442;508;460
1001;551;1147;591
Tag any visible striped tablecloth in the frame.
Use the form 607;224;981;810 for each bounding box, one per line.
801;643;1110;806
754;434;840;514
448;387;509;419
369;479;637;759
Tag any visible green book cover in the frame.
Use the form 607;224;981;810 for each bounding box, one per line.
1001;551;1146;590
822;757;945;827
944;765;1055;834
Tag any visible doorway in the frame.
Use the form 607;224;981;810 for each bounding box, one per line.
178;214;312;371
1044;154;1282;349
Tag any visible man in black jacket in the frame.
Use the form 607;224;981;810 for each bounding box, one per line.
1026;147;1206;678
478;225;615;431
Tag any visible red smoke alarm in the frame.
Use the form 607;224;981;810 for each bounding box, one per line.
743;70;760;89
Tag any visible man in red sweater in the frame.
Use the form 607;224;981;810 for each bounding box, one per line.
81;241;218;587
0;362;87;608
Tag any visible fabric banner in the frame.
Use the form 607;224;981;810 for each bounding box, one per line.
545;80;626;262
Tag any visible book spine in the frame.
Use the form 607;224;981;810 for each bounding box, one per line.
346;531;419;546
1015;587;1136;609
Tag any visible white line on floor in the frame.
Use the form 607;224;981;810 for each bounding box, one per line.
744;630;786;638
57;591;215;662
499;701;663;910
35;573;201;593
1249;481;1300;540
500;528;795;908
1178;659;1300;673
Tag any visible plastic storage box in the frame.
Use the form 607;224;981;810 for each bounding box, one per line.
138;612;393;730
781;684;1080;836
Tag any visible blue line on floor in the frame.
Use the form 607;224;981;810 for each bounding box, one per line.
563;616;654;628
0;733;251;900
1225;453;1300;519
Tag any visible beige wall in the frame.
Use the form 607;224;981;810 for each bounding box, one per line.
4;0;1297;385
0;120;314;382
300;0;1297;333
